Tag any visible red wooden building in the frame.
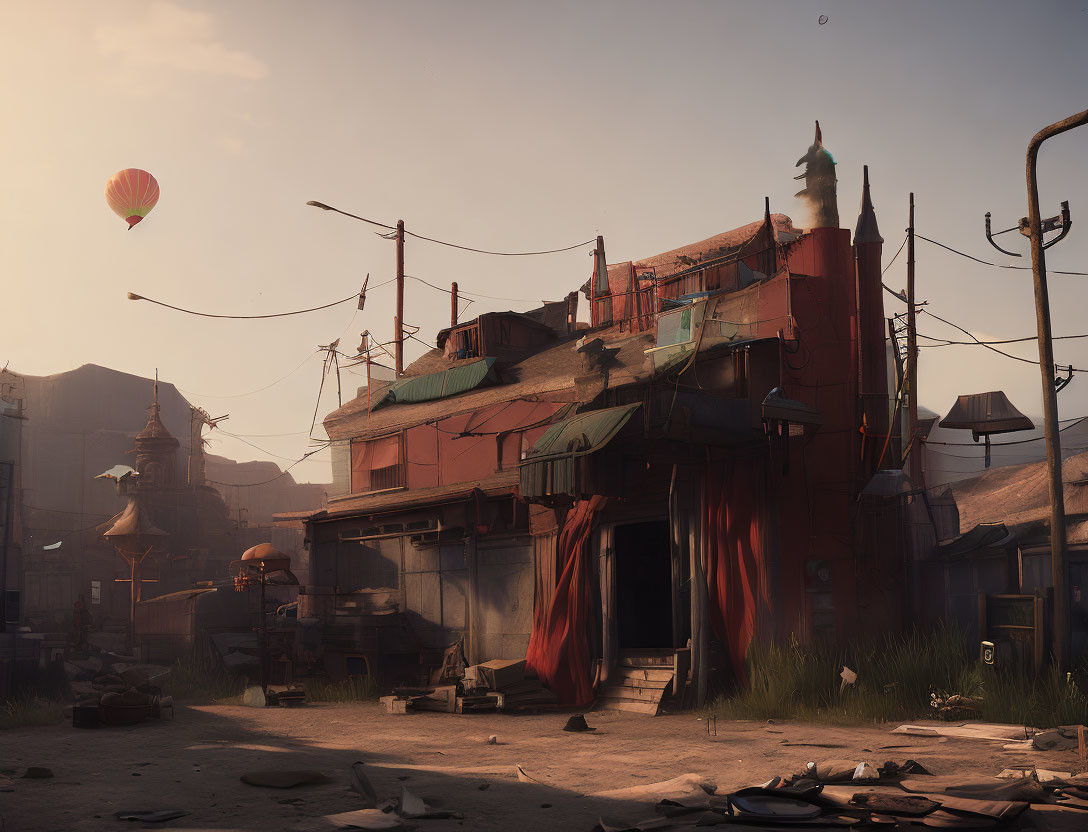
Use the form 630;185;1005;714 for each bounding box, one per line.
290;146;901;709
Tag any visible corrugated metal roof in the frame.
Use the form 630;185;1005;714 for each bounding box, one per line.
522;403;641;463
940;391;1034;435
373;357;497;410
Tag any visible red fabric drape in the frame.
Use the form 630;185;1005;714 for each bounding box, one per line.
704;458;766;686
525;496;605;706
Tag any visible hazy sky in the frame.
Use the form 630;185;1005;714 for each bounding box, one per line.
3;1;1087;483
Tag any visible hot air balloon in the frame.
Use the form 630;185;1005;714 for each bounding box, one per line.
105;168;160;229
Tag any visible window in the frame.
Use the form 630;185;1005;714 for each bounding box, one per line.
90;580;101;606
350;434;405;493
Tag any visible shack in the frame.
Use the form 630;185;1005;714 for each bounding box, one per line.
291;131;903;708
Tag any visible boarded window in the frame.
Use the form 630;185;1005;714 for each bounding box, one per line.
351;434;404;493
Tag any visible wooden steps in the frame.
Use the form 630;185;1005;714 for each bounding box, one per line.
595;649;688;716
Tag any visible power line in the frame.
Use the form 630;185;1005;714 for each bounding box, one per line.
404;275;538;303
206;445;330;488
307;200;595;256
217;430;326;463
882;234;908;276
921;308;1088;373
926;416;1088;447
917;331;1088;347
127;291;360;319
179;350;321;400
915;234;1088;277
403;228;595;257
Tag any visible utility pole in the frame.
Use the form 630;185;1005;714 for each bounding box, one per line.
395;219;405;376
981;109;1087;670
905;193;921;485
1025;109;1088;671
451;282;459;327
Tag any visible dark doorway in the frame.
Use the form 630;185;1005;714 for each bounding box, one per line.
615;520;673;649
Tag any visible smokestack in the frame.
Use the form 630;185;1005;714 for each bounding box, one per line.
794;120;839;228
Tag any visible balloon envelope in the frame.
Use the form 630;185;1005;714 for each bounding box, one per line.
106;169;159;229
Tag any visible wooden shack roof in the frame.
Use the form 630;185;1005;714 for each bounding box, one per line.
951;449;1088;542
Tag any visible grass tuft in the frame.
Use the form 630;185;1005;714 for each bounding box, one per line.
0;698;65;730
707;623;1088;727
162;653;246;704
303;675;379;703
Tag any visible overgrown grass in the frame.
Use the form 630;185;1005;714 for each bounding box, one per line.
0;698;65;730
164;654;380;704
162;654;246;704
707;624;1088;727
303;675;380;703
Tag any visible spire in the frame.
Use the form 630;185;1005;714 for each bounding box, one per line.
853;165;883;245
814;120;823;148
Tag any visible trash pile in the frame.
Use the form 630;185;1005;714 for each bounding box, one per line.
930;692;984;721
380;659;556;715
65;656;174;727
591;759;1088;831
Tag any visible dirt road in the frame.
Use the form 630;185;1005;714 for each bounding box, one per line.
2;703;1081;831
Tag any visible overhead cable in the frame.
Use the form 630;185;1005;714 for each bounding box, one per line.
915;234;1088;276
921;308;1088;373
206;445;330;488
127;291;360;319
179;350;321;400
307;200;595;256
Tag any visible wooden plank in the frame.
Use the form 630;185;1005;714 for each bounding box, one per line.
619;656;673;668
600;685;666;703
618;667;674;683
613;676;671;690
1078;725;1087;765
596;696;660;715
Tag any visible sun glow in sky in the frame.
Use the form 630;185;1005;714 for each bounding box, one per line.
3;1;1087;481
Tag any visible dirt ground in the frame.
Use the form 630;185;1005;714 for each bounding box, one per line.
2;703;1084;831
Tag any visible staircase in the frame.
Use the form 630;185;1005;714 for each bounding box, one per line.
595;648;689;715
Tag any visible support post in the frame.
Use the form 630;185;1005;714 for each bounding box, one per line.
395;219;405;376
1025;109;1088;670
259;566;268;695
905;193;921;485
451;282;458;327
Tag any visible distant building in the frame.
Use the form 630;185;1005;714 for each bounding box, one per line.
8;364;327;631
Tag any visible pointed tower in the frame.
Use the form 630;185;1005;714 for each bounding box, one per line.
133;376;180;488
794;121;839;228
853;166;890;477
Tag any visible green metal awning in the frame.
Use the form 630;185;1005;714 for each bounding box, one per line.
523;403;641;462
520;403;641;498
372;357;497;410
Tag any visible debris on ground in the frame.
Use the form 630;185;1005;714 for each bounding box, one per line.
590;760;1088;832
563;714;595;732
113;809;190;823
930;692;984;720
486;735;498;744
516;764;546;784
892;722;1031;742
239;770;332;788
350;761;379;807
592;773;717;802
381;655;557;715
839;665;857;692
21;767;54;779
